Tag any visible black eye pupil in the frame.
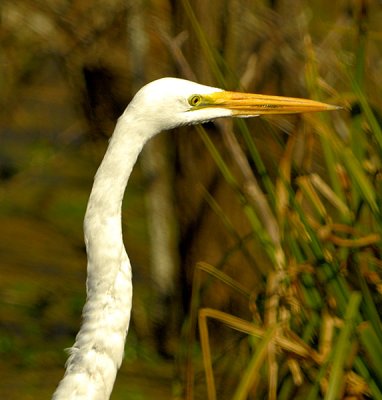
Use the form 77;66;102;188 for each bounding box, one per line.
190;95;201;106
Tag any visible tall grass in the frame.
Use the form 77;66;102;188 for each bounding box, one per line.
181;1;382;399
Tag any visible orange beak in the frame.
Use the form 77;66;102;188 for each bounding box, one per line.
204;91;340;116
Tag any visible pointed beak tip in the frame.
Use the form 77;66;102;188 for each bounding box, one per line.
328;104;344;111
322;105;342;112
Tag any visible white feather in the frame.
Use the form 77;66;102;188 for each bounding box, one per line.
52;78;232;399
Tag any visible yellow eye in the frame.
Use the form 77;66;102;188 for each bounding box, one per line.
188;94;203;107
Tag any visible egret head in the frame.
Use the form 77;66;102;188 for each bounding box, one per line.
125;77;339;135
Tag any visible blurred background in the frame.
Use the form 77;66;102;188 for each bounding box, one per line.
1;0;382;399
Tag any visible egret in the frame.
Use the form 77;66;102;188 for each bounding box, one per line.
52;77;338;399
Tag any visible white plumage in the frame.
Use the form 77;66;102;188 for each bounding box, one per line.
52;78;337;399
